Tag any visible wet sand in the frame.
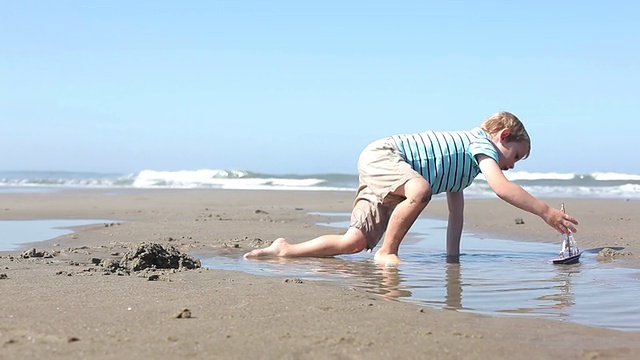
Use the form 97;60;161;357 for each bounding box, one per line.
1;189;639;359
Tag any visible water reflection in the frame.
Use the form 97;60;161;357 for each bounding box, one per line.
444;261;462;310
255;256;415;301
547;265;579;312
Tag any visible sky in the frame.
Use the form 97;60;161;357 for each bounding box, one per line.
1;1;638;175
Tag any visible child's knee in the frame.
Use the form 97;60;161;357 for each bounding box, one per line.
344;228;368;254
351;240;367;254
406;178;432;203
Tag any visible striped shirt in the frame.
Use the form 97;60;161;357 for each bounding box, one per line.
391;127;498;194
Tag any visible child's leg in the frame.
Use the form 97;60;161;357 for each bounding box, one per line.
374;177;432;264
243;227;367;259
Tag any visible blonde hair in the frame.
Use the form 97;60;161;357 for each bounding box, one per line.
480;111;531;159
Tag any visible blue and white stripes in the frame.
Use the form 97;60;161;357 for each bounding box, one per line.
391;127;498;194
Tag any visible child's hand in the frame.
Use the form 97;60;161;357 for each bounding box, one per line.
544;207;578;234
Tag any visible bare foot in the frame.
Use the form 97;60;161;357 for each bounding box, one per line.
374;251;401;266
243;238;289;259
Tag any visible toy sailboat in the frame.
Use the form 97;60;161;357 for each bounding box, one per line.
551;203;582;265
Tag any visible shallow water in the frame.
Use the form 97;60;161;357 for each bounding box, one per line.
201;215;640;332
2;217;638;331
0;219;115;251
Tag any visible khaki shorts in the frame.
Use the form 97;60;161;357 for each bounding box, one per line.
350;137;422;250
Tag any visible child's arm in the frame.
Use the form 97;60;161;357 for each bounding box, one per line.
476;155;578;234
446;191;464;257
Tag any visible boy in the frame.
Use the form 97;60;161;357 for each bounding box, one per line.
244;111;579;264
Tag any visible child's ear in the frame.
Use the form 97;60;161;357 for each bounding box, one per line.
500;129;511;142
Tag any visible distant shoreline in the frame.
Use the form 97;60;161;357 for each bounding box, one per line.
2;169;640;199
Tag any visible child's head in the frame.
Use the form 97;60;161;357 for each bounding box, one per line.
480;111;531;160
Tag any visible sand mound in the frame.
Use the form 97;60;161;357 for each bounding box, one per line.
596;247;633;260
118;242;201;272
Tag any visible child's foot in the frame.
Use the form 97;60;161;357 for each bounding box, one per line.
374;251;401;266
243;238;288;259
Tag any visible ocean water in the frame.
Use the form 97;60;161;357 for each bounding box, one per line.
1;169;640;198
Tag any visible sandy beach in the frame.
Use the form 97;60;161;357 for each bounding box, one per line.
1;189;639;359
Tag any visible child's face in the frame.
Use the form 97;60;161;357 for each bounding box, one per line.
494;129;529;171
496;140;528;171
